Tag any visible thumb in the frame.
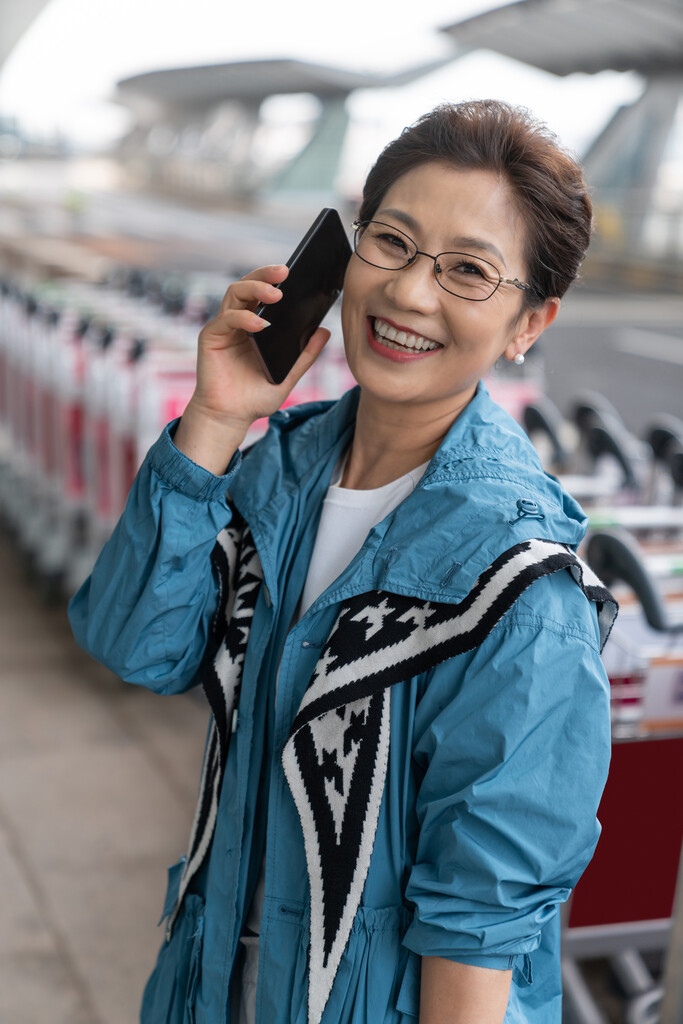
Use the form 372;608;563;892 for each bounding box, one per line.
282;327;331;390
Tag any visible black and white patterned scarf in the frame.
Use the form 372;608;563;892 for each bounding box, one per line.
167;511;616;1024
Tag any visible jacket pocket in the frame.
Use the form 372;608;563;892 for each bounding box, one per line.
141;883;205;1024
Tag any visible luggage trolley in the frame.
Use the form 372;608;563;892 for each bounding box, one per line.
562;529;683;1024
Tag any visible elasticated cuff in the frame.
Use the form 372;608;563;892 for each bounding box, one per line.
146;419;243;503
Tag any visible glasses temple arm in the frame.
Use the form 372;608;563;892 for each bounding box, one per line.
501;277;532;291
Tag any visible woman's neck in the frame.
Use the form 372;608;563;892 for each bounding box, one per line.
341;390;472;490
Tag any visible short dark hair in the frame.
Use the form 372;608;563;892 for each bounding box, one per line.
358;99;592;305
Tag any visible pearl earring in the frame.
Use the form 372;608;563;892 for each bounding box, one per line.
514;352;525;366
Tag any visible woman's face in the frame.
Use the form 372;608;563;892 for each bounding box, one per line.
341;161;557;418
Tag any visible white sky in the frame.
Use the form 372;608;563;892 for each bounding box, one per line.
0;0;642;162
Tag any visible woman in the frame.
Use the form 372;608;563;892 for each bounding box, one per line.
69;100;615;1024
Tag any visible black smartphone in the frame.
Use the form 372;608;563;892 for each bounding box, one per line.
248;208;352;385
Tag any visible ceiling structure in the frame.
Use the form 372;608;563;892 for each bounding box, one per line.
114;56;452;200
441;0;683;261
2;0;681;258
116;57;452;113
0;0;50;71
440;0;683;76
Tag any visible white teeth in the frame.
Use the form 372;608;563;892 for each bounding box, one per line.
373;318;439;352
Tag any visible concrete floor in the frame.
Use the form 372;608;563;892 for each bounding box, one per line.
0;531;209;1024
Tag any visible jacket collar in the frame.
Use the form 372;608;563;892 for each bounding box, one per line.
229;383;588;606
371;383;588;602
229;388;359;607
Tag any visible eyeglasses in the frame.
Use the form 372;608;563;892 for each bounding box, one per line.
351;220;532;302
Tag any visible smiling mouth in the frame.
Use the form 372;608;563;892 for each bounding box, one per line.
371;317;442;353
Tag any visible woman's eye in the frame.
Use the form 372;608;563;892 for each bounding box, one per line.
442;258;496;284
454;260;484;277
379;233;408;252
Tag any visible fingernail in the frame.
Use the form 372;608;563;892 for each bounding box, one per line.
257;316;271;327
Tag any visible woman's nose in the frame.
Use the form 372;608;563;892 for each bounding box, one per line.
386;253;442;312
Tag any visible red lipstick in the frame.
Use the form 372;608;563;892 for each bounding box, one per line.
365;317;442;363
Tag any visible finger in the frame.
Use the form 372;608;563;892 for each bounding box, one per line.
240;263;289;286
304;326;331;356
200;307;271;344
221;264;289;312
221;277;285;315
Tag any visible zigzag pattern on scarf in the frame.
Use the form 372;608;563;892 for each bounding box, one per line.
165;511;262;938
282;539;617;1024
164;527;616;1024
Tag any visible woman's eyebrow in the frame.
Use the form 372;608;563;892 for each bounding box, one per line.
375;208;507;269
377;207;420;234
454;236;507;270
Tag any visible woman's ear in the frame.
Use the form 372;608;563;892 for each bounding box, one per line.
505;297;561;362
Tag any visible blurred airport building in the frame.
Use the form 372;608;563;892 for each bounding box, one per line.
442;0;683;288
4;1;682;285
106;0;683;293
0;0;49;69
1;0;683;287
113;58;451;208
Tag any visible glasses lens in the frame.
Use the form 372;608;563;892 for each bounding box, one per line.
437;253;500;300
355;221;416;269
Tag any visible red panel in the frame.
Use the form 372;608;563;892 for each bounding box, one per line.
568;736;683;927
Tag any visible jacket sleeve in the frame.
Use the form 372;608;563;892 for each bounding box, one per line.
402;570;612;970
68;421;243;694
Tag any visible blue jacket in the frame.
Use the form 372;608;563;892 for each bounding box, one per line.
69;383;613;1024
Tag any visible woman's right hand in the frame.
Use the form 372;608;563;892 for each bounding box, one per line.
174;264;330;474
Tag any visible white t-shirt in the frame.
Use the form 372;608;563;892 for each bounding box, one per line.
298;455;429;618
236;455;429;1024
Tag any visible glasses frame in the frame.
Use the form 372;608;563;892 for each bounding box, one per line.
352;220;532;302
